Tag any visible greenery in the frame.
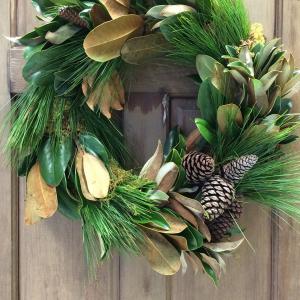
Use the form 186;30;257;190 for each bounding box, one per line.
160;0;250;64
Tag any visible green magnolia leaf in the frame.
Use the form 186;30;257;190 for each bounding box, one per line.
260;71;280;91
136;211;171;231
18;154;36;176
18;31;44;46
166;148;181;165
250;79;269;114
164;126;180;157
217;104;243;133
180;225;203;250
228;61;253;77
195;118;215;144
238;46;253;71
23;43;45;60
146;5;167;19
78;133;109;166
225;45;238;57
32;0;53;15
196;54;221;81
197;79;224;127
121;33;170;65
226;69;247;85
38;136;74;186
201;260;219;285
45;24;81;44
57;185;81;220
271;97;293;114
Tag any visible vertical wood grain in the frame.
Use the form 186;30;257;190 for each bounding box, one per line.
274;1;300;299
121;93;168;300
0;0;13;299
169;1;275;299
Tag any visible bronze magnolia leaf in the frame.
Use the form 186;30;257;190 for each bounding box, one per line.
25;162;58;224
139;140;163;180
169;192;206;215
75;150;97;201
167;234;189;250
101;0;129;19
83;15;144;62
169;198;198;228
204;238;244;253
156;162;179;192
142;228;181;275
217;103;243;133
90;4;111;27
200;253;222;280
185;129;201;152
82;152;110;199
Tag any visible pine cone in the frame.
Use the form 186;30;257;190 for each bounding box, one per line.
222;154;258;184
201;175;235;221
208;201;243;242
182;152;215;183
59;7;89;28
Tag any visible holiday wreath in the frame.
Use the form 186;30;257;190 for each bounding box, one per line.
5;0;300;283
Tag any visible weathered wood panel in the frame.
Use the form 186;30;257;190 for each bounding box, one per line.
0;0;13;299
275;1;300;299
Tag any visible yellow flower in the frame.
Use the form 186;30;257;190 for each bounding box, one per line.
250;23;265;45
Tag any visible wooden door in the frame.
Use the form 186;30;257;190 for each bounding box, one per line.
1;0;300;299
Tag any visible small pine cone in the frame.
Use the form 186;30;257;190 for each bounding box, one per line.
59;7;88;28
208;201;243;242
222;154;258;184
201;175;235;221
182;151;215;183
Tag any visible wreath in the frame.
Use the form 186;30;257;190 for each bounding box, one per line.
5;0;300;283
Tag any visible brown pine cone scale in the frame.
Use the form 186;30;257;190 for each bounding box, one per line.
201;175;235;221
59;7;89;28
182;151;215;183
207;201;243;242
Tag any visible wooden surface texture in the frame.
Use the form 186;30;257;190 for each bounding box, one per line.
1;0;300;299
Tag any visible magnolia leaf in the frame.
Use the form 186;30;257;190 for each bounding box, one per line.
228;69;248;85
79;133;109;166
238;46;254;71
167;235;189;250
156;162;179;192
267;86;281;114
140;140;163;180
200;253;221;281
196;55;221;81
217;104;243;133
195;118;215;144
160;4;196;17
45;24;81;44
137;211;170;230
197;218;211;242
38;136;73;187
148;212;187;234
101;0;129;19
83;14;144;62
75;150;96;201
260;71;280;91
151;20;163;31
90;4;110;27
146;5;167;19
250;79;270;114
25;163;58;224
169;192;206;215
86;72;125;117
282;73;300;98
186;129;201;152
82;152;110;199
169;199;198;228
180;226;203;250
204;238;245;252
142;228;181;275
149;190;169;204
121;33;170;64
227;61;253;77
185;252;203;275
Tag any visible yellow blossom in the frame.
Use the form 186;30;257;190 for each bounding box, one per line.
250;23;265;45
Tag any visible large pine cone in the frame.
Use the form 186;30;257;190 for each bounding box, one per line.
182;152;215;183
59;7;89;28
222;155;258;184
208;201;243;242
201;175;235;221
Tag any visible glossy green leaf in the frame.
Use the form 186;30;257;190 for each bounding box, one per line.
195;118;215;144
225;45;238;57
146;5;167;19
201;260;219;285
57;184;81;220
79;133;109;166
196;54;221;81
38;136;74;186
135;211;170;231
164;126;180;157
18;154;36;176
180;225;203;250
166;148;181;165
